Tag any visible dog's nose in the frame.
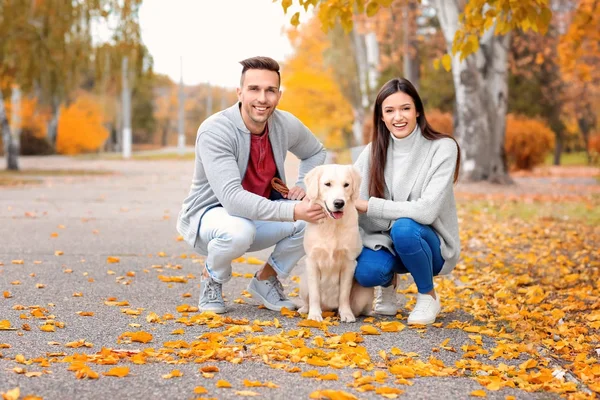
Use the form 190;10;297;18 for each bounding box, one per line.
333;199;345;209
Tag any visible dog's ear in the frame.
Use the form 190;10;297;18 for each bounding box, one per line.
304;166;322;201
349;166;362;202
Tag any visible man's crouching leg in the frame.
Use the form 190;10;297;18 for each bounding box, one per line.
196;207;256;313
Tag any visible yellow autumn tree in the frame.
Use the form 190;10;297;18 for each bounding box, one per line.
279;16;353;150
56;94;109;155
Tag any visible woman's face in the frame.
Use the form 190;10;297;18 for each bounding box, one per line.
381;91;419;139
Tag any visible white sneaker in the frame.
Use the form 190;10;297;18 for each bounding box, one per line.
407;293;441;325
374;285;398;316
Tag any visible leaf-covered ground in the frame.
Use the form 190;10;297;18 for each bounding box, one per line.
0;158;598;400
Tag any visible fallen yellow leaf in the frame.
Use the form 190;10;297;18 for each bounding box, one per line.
103;366;129;378
470;390;487;397
216;379;232;388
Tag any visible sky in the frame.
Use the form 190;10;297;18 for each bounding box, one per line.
139;0;305;88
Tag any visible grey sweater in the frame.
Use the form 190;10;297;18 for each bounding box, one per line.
353;127;461;275
177;103;326;248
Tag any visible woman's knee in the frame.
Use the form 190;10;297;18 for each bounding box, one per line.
390;218;425;254
354;250;395;287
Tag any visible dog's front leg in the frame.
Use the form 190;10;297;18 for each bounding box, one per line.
305;259;323;322
338;260;357;323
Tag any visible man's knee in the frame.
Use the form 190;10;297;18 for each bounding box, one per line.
292;220;306;238
390;218;423;254
217;221;256;253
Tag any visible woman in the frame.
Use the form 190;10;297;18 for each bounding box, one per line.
353;78;461;325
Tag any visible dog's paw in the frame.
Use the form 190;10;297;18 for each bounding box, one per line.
307;311;323;322
339;310;356;323
297;305;308;314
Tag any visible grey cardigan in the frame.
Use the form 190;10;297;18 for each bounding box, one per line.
177;103;326;248
354;127;461;275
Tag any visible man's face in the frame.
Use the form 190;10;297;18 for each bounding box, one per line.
237;69;281;134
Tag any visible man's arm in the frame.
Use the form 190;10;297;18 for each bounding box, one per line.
198;130;295;221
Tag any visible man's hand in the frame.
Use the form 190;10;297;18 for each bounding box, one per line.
285;185;306;201
355;199;368;214
294;198;326;223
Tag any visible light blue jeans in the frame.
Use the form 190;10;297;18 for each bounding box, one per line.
354;218;444;294
195;206;306;283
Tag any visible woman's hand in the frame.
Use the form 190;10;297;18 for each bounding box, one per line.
355;198;369;214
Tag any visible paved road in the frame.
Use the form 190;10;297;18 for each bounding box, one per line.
0;155;570;399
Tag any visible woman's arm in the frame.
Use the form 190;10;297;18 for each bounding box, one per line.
366;140;458;225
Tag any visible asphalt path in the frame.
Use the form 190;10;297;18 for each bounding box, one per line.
0;155;568;399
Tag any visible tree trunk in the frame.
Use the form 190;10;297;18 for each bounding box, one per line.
47;96;60;148
553;133;563;165
403;0;421;89
433;0;512;183
577;98;595;165
0;88;19;171
161;122;170;147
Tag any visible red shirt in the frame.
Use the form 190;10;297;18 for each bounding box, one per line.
241;125;277;199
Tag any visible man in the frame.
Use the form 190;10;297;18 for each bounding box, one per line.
177;56;326;314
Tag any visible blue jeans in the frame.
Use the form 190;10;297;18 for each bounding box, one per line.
354;218;444;294
195;206;305;283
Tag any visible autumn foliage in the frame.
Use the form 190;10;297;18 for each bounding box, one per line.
56;94;109;155
426;109;453;136
505;114;555;170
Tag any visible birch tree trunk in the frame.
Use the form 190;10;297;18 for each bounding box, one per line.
351;29;380;145
351;29;370;146
433;0;512;183
402;0;420;89
0;88;20;171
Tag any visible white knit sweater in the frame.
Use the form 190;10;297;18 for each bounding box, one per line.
353;126;461;275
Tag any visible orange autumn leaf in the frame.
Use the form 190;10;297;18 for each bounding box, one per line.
0;320;17;331
194;386;208;394
158;275;188;283
216;379;232;388
40;324;55;332
162;369;182;379
470;390;487;397
200;366;220;373
235;391;260;397
103;366;130;378
245;256;265;265
107;256;120;263
360;325;380;335
119;331;153;343
309;389;358;400
76;311;94;317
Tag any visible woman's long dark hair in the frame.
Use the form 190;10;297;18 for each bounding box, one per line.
368;78;461;198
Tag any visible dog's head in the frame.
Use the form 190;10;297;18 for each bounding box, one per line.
304;164;361;220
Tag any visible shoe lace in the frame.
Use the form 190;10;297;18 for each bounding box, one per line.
205;278;222;302
271;277;287;301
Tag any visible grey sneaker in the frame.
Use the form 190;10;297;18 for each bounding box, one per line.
247;274;297;311
198;274;226;314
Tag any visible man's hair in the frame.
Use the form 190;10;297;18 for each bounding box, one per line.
239;56;281;87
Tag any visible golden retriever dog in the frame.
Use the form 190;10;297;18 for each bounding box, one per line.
298;164;374;322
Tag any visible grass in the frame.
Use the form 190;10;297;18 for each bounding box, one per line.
544;151;590;166
76;152;195;161
459;195;600;226
0;168;113;187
